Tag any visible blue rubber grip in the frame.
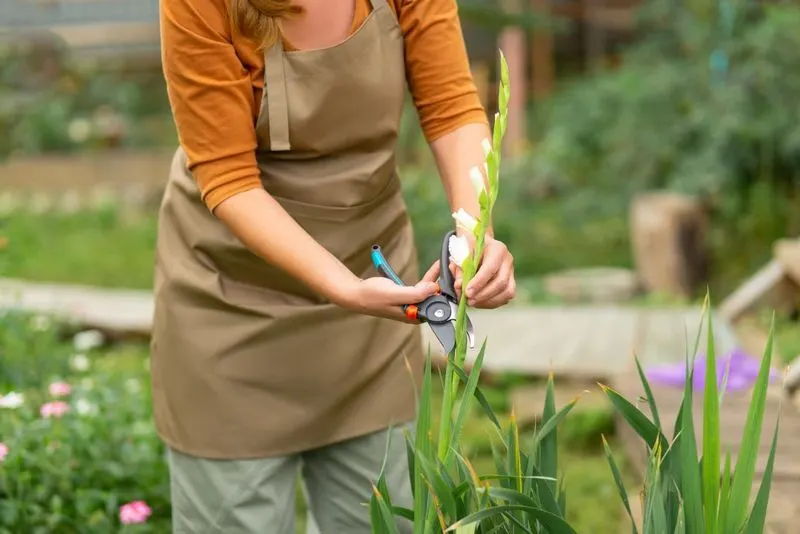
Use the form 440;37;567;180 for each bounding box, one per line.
371;245;405;286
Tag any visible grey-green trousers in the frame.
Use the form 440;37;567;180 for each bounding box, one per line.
168;424;413;533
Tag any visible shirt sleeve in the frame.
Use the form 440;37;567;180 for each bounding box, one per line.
397;0;489;142
160;0;262;211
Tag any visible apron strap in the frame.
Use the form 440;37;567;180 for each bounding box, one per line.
264;39;292;152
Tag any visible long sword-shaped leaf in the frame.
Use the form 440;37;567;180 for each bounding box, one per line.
724;316;776;533
447;505;579;534
679;350;704;534
743;417;780;534
371;485;401;534
452;363;503;431
540;373;559;497
413;353;433;534
448;341;489;466
717;451;731;528
635;355;662;430
701;312;720;534
600;384;669;452
602;436;640;534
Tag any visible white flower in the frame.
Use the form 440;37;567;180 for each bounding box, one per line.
67;118;92;144
69;353;90;372
452;208;478;233
74;398;98;416
125;378;142;394
481;138;492;157
469;166;486;197
30;314;51;332
0;392;25;409
448;235;471;267
73;330;104;352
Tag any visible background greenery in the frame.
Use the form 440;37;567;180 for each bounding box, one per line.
3;0;800;531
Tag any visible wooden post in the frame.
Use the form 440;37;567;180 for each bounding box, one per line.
583;0;607;70
629;192;710;299
530;0;554;101
498;0;528;154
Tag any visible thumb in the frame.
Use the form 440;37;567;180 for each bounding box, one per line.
384;280;438;305
421;260;441;284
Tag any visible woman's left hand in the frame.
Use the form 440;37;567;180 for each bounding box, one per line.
458;236;516;309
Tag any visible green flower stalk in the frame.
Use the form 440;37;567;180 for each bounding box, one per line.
436;51;509;464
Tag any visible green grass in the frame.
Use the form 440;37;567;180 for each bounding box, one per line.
0;206;157;289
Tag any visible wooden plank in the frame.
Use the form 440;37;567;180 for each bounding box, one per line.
774;238;800;287
718;260;798;322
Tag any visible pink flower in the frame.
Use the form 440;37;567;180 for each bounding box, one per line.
40;401;70;418
119;500;152;525
0;443;8;462
48;382;72;397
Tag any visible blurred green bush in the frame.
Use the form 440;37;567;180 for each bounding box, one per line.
528;0;800;292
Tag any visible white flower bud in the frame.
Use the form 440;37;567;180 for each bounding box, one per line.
452;208;478;233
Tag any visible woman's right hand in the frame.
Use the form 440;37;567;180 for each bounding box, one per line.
336;262;441;322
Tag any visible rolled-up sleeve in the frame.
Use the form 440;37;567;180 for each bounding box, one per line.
398;0;489;142
160;0;262;210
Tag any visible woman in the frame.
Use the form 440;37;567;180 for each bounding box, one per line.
152;0;516;531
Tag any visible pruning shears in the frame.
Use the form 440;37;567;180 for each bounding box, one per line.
371;230;476;354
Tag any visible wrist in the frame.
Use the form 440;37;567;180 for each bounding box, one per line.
326;269;362;309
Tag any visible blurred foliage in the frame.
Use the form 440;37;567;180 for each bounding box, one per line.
0;34;174;158
531;0;800;214
528;0;800;293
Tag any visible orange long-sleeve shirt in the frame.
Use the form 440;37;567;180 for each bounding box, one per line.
160;0;488;210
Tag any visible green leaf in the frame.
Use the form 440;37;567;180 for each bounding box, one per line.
602;436;640;534
412;353;433;534
635;355;662;430
449;341;489;464
724;315;776;533
717;451;731;527
451;363;503;430
679;351;704;534
415;452;459;522
743;417;780;534
391;506;415;522
454;524;477;534
371;485;401;534
447;505;579;534
600;384;669;453
701;310;720;534
540;373;559;496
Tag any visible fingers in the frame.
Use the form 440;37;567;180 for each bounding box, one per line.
421;260;441;285
469;260;516;308
383;279;439;305
450;261;463;298
465;239;506;300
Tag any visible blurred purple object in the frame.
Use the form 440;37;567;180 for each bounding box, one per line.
646;347;780;392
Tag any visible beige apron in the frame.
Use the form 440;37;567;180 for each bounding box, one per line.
150;0;423;459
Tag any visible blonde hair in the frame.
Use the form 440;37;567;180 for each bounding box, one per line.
230;0;302;50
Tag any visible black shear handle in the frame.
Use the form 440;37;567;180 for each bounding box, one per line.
439;230;458;301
